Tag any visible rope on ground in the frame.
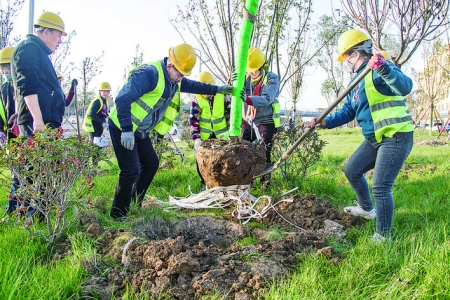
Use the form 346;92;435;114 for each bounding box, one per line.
158;185;270;224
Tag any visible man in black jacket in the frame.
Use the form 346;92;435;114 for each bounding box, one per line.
11;11;67;137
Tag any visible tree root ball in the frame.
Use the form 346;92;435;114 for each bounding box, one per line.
196;139;267;187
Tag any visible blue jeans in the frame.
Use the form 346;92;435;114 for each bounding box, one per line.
109;120;159;218
344;131;413;235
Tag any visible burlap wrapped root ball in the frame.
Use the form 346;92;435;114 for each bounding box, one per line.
196;139;267;187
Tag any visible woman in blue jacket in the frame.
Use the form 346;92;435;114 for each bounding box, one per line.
311;29;414;242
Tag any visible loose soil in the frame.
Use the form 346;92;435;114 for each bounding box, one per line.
196;139;267;187
79;193;365;300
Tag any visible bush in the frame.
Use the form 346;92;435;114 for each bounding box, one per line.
0;127;98;247
271;123;327;183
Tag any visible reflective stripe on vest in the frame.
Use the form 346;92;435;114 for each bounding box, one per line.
109;61;180;135
0;99;6;131
83;95;103;133
365;70;414;142
198;94;228;140
262;75;281;128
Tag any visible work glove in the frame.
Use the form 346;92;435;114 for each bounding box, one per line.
71;78;78;90
102;122;108;130
121;131;135;150
217;85;234;94
194;138;202;150
368;53;386;71
8;113;17;124
310;117;326;129
241;89;253;105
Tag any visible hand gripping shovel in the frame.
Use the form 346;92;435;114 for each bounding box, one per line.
256;66;371;178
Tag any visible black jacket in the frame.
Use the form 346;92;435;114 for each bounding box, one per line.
11;34;65;126
1;81;16;139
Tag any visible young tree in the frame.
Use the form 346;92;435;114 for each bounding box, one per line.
122;44;144;83
337;0;450;69
71;52;104;118
415;40;450;135
171;0;322;101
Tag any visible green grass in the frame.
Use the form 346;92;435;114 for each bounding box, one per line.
1;128;449;299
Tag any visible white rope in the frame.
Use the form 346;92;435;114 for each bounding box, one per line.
158;185;275;224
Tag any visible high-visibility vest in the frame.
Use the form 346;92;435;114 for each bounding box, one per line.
365;70;414;142
83;95;104;133
198;94;228;140
109;61;180;135
0;99;6;132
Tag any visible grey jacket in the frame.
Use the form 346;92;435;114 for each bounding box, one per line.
243;71;279;125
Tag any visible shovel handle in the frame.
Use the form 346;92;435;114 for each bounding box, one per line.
256;66;371;178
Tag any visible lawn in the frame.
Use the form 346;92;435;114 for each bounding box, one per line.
0;128;449;299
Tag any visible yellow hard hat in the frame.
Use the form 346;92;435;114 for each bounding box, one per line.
34;12;67;36
378;50;391;61
55;69;63;79
0;46;15;64
99;82;111;91
247;47;266;72
197;71;215;85
337;29;371;62
168;43;197;76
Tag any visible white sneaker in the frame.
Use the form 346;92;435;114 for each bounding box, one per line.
371;232;392;243
343;201;376;220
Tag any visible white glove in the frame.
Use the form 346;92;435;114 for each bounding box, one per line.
102;122;108;129
121;132;135;150
194;138;202;150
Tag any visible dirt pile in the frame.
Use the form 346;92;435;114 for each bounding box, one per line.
196;139;266;187
80;194;364;300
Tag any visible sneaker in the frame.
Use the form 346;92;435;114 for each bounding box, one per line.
343;201;376;220
371;232;392;243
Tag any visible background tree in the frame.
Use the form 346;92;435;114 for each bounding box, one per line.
71;52;104;118
315;15;347;107
337;0;450;69
414;40;450;135
0;0;24;48
405;88;428;125
122;44;144;83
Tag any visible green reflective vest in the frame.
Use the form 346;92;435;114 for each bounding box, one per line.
109;61;181;135
83;95;104;133
366;70;414;143
262;75;281;128
0;99;6;132
198;94;228;140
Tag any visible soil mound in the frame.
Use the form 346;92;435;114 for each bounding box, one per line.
196;139;266;187
81;194;365;299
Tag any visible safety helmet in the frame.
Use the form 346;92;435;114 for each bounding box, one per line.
247;47;266;72
99;82;111;91
34;12;67;36
197;71;215;85
55;69;63;79
0;47;15;64
378;50;391;61
337;29;371;62
168;43;197;76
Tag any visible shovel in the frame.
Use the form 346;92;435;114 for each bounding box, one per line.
72;79;82;142
256;66;371;178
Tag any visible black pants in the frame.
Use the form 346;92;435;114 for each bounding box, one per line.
109;120;159;218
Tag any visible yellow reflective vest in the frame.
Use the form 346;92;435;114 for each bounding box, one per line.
198;94;228;140
366;70;414;143
109;61;180;135
83;95;104;133
262;75;281;128
0;99;6;132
